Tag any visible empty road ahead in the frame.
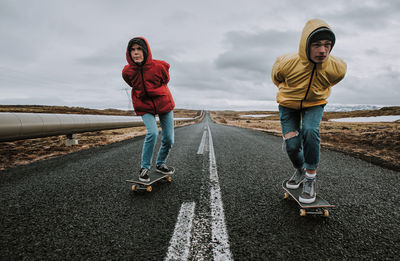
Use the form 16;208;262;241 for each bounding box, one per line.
1;113;399;260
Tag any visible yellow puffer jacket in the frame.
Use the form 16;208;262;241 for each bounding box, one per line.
271;19;347;110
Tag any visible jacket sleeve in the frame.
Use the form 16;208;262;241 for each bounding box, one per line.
159;61;170;85
271;56;285;87
330;57;347;86
122;66;133;87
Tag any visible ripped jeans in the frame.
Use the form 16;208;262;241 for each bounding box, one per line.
278;105;325;171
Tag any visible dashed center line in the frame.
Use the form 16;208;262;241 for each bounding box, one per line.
165;202;196;261
197;128;207;155
166;123;232;260
207;125;233;260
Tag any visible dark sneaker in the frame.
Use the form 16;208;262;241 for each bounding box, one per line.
286;168;305;189
138;168;150;182
299;178;317;204
156;164;175;175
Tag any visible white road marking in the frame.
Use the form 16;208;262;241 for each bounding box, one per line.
166;123;232;260
165;202;196;261
197;129;207;155
207;125;233;260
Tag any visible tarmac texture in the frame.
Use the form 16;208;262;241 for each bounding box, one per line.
1;114;399;260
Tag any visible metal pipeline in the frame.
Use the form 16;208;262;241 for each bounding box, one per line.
0;113;143;142
0;111;204;142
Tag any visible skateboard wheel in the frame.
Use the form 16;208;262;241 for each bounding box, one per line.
131;185;136;191
283;192;289;199
167;176;172;182
323;209;329;217
146;186;152;192
299;209;307;216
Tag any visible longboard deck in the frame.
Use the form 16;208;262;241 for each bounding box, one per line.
282;179;335;216
126;172;170;185
126;171;173;192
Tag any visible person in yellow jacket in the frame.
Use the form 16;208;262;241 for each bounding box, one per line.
271;18;346;203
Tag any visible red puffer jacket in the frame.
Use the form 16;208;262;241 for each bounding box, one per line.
122;37;175;116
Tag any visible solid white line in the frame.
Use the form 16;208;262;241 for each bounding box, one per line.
197;130;207;155
165;202;196;261
207;125;233;261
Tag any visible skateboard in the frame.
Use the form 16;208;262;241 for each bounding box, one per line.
126;170;174;192
282;179;335;217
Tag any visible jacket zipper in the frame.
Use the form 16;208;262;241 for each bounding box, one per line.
300;63;316;110
140;68;157;114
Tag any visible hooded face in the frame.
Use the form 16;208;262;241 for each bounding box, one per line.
298;19;336;64
126;37;151;66
130;44;145;64
309;40;332;63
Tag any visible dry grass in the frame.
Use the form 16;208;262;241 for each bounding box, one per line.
0;106;202;170
1;105;399;171
211;107;400;171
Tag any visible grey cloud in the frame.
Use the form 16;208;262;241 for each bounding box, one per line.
216;49;271;74
162;10;195;26
77;45;126;67
0;96;66;106
169;57;275;106
170;59;225;90
151;46;183;63
330;70;400;105
216;30;298;72
77;54;124;67
0;1;94;68
326;1;400;31
1;0;399;110
168;29;300;105
365;48;380;56
0;66;63;87
213;29;298;92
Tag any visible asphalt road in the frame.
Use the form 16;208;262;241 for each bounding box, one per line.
1;113;399;260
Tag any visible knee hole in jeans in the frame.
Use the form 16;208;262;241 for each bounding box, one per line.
283;131;299;140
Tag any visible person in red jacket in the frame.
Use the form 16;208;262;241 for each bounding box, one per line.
122;37;175;182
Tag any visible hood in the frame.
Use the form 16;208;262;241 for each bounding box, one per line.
298;19;334;63
126;36;153;67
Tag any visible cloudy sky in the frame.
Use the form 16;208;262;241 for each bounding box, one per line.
1;0;399;111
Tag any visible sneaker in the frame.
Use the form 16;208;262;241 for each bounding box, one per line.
156;164;175;175
138;168;150;182
286;168;305;189
299;178;317;204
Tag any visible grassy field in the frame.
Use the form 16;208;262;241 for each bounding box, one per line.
211;106;400;171
0;105;199;118
1;105;399;171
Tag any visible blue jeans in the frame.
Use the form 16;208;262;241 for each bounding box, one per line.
141;111;174;169
279;105;325;171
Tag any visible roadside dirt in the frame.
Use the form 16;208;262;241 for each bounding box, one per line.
0;107;201;170
1;106;399;172
210;107;400;172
